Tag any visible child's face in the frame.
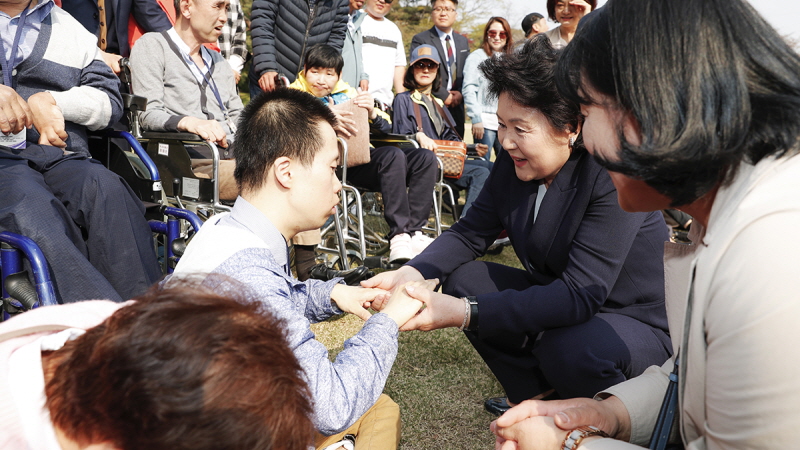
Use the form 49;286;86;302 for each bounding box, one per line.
305;67;340;98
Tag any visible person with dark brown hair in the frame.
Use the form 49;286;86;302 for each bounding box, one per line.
0;279;314;450
543;0;595;48
463;16;514;160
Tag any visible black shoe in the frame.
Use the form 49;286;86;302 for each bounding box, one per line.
484;397;511;417
308;263;373;286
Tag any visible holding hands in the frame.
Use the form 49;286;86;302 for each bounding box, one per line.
491;397;630;450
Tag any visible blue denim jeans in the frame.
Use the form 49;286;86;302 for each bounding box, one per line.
478;128;503;161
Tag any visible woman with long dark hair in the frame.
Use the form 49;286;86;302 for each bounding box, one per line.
463;17;514;160
492;0;800;448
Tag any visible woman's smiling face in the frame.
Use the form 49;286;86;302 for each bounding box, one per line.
496;92;573;185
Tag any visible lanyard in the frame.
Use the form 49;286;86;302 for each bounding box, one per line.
189;55;227;118
0;0;33;89
162;31;228;119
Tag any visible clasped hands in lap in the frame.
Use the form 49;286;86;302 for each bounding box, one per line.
0;84;67;148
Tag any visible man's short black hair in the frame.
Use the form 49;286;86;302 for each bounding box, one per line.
303;44;344;76
233;88;337;194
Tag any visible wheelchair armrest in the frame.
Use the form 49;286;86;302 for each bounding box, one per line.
123;93;147;113
141;131;205;142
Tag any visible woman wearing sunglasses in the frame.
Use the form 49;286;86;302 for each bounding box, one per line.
392;44;493;219
463;17;514;161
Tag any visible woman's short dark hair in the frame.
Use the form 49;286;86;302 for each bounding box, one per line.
233;88;337;194
45;278;314;450
403;60;442;93
303;44;344;75
547;0;597;22
556;0;800;206
480;17;514;56
480;35;580;134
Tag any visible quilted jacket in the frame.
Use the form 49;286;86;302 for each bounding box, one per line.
250;0;349;83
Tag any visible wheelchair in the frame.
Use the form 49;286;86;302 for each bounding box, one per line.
315;132;458;271
0;200;202;321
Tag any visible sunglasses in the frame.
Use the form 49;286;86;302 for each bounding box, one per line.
377;0;393;4
488;30;507;39
413;61;439;70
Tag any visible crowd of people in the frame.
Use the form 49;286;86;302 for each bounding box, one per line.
2;0;800;449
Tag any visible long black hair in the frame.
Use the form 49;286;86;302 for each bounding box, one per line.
556;0;800;206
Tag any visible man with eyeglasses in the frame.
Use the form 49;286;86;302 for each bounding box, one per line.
410;0;469;136
359;0;406;108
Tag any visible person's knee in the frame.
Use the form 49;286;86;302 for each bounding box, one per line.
536;324;628;397
442;260;486;297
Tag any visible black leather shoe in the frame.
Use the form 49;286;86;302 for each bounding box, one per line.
484;397;511;417
308;263;373;286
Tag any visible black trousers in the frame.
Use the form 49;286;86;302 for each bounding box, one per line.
444;260;672;402
347;145;437;239
0;144;161;303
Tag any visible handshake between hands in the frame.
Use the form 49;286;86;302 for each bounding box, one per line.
330;264;472;331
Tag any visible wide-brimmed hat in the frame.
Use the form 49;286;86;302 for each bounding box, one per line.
410;44;441;66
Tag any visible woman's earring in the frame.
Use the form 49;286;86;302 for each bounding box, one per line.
569;136;575;149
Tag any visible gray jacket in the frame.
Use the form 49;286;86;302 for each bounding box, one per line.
340;9;368;88
250;0;349;83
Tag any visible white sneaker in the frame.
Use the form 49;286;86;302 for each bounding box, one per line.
411;231;434;257
389;233;413;263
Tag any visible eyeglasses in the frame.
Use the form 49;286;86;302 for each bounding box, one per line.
432;6;455;13
487;30;507;39
413;61;439;70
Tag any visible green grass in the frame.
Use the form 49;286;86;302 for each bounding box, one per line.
310;245;523;449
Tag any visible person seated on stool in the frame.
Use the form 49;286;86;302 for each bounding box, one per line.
364;37;672;416
0;0;160;303
289;44;439;264
172;88;432;450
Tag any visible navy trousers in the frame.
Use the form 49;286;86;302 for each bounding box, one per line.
0;145;161;303
444;260;672;402
347;145;437;239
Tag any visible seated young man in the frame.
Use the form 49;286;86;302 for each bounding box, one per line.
172;88;430;450
0;0;160;303
290;44;439;263
129;0;244;199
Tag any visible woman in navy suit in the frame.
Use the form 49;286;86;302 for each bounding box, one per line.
364;36;672;414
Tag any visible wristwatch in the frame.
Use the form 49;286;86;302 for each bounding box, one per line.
561;426;609;450
464;295;478;332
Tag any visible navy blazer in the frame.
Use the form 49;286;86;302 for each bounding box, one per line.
409;149;670;343
410;27;469;129
62;0;171;56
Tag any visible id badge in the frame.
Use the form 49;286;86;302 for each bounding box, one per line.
0;128;26;149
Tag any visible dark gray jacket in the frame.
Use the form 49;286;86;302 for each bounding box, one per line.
250;0;349;83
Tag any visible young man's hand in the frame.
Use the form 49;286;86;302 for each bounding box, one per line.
353;91;377;120
380;279;438;328
0;84;33;135
177;116;229;147
27;92;68;148
332;108;358;137
330;284;388;321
